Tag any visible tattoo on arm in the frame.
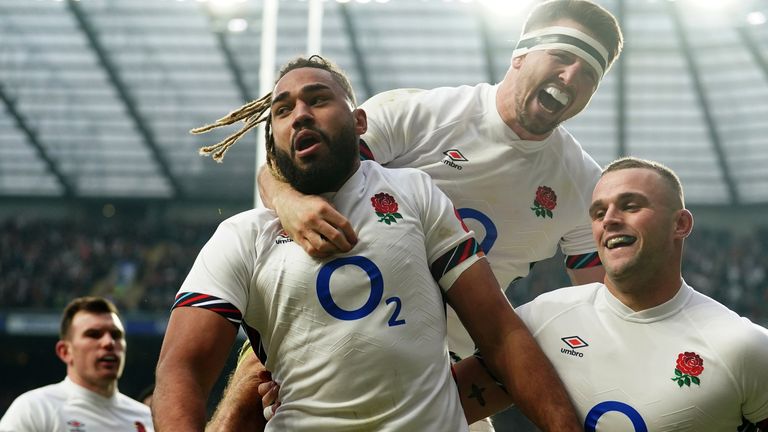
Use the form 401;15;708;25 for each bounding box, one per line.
468;383;486;406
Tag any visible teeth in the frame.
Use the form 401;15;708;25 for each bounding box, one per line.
544;86;570;106
606;236;635;249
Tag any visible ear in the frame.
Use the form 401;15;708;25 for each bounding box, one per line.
673;209;694;240
511;55;525;70
55;340;71;365
353;108;367;135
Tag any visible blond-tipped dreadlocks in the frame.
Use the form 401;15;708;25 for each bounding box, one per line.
190;55;357;168
191;92;272;163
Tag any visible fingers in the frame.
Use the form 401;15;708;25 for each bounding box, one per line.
263;404;275;422
259;380;281;422
260;382;280;407
298;210;358;258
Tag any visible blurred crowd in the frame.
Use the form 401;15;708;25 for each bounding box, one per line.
0;217;215;314
1;217;766;325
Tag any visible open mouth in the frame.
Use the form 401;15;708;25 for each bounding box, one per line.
537;85;570;113
98;354;119;366
605;235;637;249
293;130;323;156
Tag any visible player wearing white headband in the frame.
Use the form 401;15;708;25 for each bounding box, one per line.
217;1;625;431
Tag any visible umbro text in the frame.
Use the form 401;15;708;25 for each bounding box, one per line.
560;348;584;357
442;159;463;170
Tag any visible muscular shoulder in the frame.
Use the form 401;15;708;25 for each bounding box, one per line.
115;392;153;418
216;208;280;243
362;160;431;184
546;127;602;188
515;283;602;330
0;382;65;430
684;291;768;356
362;85;492;134
11;382;68;406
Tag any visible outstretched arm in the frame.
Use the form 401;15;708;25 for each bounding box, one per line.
446;259;580;431
153;307;237;431
257;166;357;258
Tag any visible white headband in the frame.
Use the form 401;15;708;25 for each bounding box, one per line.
512;26;610;78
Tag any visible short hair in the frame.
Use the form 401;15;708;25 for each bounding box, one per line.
191;55;355;165
602;157;685;208
523;0;624;70
60;296;120;340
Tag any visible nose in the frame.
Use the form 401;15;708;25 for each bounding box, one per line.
558;62;582;86
100;333;116;349
292;101;313;129
602;205;622;229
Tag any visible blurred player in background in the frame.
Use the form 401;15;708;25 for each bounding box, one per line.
0;296;153;432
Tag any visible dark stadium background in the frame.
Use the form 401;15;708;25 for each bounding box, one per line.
2;0;768;430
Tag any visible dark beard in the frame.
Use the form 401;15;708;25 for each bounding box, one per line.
272;123;358;195
516;102;561;136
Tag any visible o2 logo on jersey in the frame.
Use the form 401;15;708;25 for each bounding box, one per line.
457;208;497;253
316;256;406;326
584;401;647;432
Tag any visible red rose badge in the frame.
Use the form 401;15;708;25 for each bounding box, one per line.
531;186;557;218
671;351;703;387
371;192;402;225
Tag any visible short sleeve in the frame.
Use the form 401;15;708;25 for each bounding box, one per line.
0;393;47;432
360;88;427;165
412;170;481;290
740;320;768;424
177;216;257;316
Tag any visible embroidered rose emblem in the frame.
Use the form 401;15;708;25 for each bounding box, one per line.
531;185;557;218
371;192;403;225
671;351;703;387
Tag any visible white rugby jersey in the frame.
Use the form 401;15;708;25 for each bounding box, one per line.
360;83;601;358
0;378;153;432
515;281;768;431
175;161;481;431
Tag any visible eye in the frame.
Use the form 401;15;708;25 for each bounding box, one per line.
590;209;605;221
273;105;291;117
310;96;327;105
624;203;640;212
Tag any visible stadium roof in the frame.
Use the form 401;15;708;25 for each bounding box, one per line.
1;0;767;205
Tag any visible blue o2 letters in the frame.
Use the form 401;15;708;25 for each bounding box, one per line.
316;256;406;326
584;401;647;432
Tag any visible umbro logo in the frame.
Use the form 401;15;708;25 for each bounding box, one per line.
275;229;293;245
442;149;467;170
560;335;588;358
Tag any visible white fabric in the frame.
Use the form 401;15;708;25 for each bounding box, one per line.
515;281;768;431
361;83;601;359
0;378;153;432
512;26;609;77
179;161;479;431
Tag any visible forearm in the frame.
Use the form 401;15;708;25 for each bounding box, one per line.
447;260;580;430
479;321;579;431
454;356;514;423
154;308;238;432
153;369;210;431
207;347;268;432
257;164;298;211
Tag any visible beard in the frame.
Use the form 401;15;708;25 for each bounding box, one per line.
515;92;563;136
272;121;358;195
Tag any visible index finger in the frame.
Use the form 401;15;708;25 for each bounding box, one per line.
319;209;358;250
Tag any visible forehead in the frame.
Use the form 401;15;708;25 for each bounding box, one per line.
273;67;342;98
593;168;663;201
70;311;124;334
